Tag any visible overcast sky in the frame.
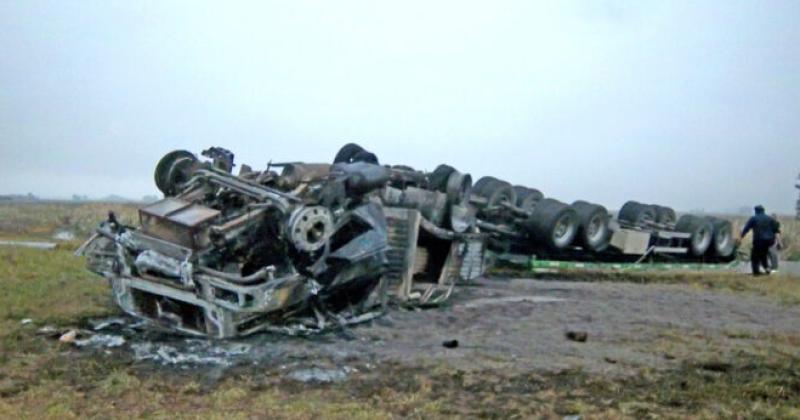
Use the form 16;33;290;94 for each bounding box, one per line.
1;1;798;213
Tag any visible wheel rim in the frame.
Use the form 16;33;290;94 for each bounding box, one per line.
586;214;605;244
552;214;576;248
694;227;712;255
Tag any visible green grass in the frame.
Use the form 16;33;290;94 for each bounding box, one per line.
0;246;114;324
1;202;800;418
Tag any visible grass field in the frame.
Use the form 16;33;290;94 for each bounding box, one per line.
1;202;799;418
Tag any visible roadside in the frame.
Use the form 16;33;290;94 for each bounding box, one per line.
2;202;800;418
2;243;800;417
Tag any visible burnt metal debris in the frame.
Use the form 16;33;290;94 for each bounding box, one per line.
79;143;737;339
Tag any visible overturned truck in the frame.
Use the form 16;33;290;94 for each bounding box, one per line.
79;146;486;338
80;143;737;339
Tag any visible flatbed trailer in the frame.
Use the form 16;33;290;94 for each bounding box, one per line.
492;218;741;271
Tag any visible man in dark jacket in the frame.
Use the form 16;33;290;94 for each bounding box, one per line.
739;205;781;276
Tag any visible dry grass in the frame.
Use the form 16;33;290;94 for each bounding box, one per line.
0;202;138;239
1;202;800;418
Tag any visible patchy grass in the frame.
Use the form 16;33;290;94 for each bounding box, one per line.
0;202;138;239
0;248;798;418
1;202;800;418
0;246;114;324
1;348;799;418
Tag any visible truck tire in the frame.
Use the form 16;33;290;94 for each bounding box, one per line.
706;217;736;260
618;201;657;227
525;198;579;250
513;186;544;212
676;215;714;257
429;165;473;205
473;176;501;195
155;150;196;196
351;150;379;164
571;200;611;252
333;143;366;164
653;205;677;225
428;164;456;192
473;177;516;208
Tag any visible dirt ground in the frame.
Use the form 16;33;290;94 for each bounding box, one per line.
64;276;800;381
3;203;800;417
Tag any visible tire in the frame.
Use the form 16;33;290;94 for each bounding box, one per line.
706;217;736;260
473;177;516;208
513;186;544;212
653;205;677;225
445;171;472;206
428;164;456;192
618;201;657;227
675;215;714;257
473;176;502;195
525;198;579;250
429;164;473;205
392;165;415;171
571;200;611;252
351;150;379;164
333;143;366;164
154;150;196;195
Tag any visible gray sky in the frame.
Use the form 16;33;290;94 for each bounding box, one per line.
1;1;798;213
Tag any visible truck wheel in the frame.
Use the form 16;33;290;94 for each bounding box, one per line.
429;165;472;205
618;201;657;227
525;198;579;250
428;164;456;192
571;200;611;252
473;177;516;208
676;215;714;256
653;205;677;225
155;150;196;196
473;176;501;195
333;143;366;164
706;217;736;260
445;171;473;206
513;186;544;212
351;150;379;164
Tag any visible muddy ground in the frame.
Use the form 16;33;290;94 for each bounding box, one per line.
65;276;800;383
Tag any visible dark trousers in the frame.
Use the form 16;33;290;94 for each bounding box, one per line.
751;240;774;275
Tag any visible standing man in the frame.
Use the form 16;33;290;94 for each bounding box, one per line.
768;213;783;273
739;205;781;276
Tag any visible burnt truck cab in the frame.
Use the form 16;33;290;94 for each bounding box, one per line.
79;147;486;338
